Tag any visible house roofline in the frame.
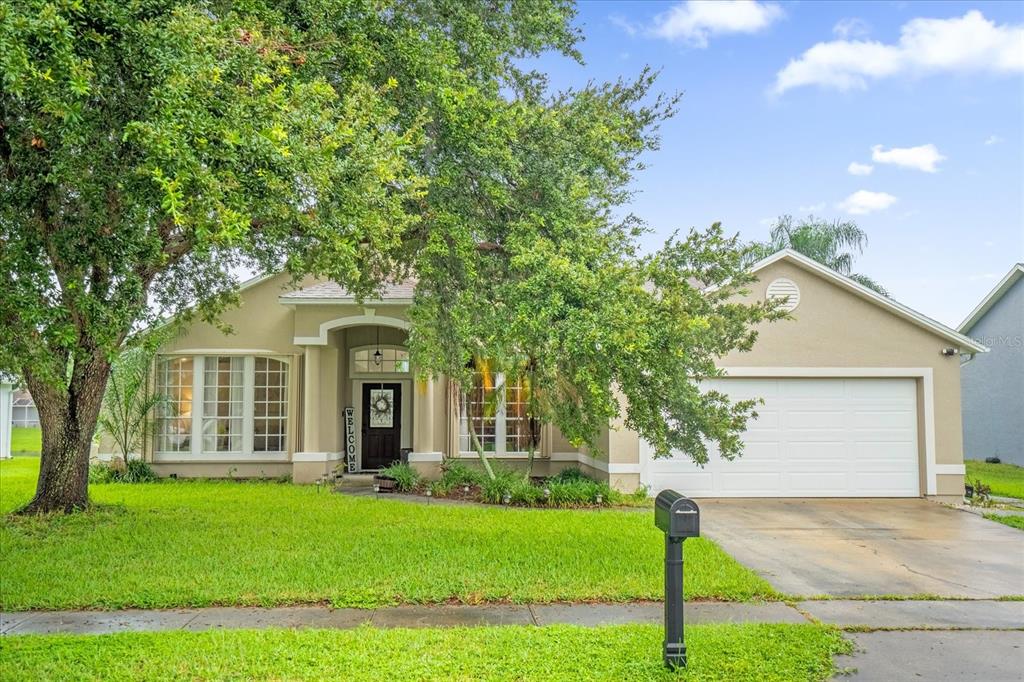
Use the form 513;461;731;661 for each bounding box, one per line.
277;297;412;306
734;249;989;354
957;263;1024;334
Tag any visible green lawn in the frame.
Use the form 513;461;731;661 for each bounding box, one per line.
10;427;41;454
0;457;775;610
985;514;1024;531
966;460;1024;500
0;623;850;682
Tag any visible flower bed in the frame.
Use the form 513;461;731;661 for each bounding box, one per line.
378;461;650;508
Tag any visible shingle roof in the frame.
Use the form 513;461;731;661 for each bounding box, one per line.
280;279;416;302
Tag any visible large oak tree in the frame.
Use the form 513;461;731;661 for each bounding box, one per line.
2;0;779;513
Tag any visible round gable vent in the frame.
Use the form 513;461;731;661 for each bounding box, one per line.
766;277;800;312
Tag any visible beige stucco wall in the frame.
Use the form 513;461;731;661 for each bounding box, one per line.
611;257;966;496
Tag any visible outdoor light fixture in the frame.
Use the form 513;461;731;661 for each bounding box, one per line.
941;347;959;356
463;484;470;494
373;483;380;494
595;493;603;504
502;492;511;505
543;487;550;499
373;327;383;366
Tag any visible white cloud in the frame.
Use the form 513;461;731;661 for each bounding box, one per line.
837;190;897;215
871;143;946;172
652;1;783;48
847;162;874;176
798;202;826;213
773;10;1024;94
833;17;870;39
984;134;1003;145
609;14;639;37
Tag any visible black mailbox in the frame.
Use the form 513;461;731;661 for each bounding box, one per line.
655;490;700;539
654;490;700;670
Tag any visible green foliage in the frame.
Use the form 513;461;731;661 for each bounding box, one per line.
985;514;1024;531
0;623;851;682
966;460;1024;500
0;0;582;510
88;459;158;484
439;459;486;489
745;215;888;295
87;463;117;485
97;343;167;459
0;456;777;609
478;466;523;504
546;479;613;507
379;462;420;493
10;428;41;454
548;466;590;484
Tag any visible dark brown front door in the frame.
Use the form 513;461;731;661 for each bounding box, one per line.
361;383;402;470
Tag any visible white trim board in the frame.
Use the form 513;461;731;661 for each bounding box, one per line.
958;263;1024;333
294;314;410;346
293;451;344;463
408;452;443;463
715;367;939;495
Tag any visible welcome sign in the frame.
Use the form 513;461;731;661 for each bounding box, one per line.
343;407;357;473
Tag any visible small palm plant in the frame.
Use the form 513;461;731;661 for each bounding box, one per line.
97;345;167;461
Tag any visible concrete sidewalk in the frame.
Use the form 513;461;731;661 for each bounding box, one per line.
2;599;1020;636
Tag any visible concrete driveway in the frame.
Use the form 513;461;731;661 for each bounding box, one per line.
699;498;1024;597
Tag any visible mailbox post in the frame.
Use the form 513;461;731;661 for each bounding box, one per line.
654;490;700;669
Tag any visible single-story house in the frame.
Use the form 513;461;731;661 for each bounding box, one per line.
11;389;39;427
958;263;1023;465
117;249;984;501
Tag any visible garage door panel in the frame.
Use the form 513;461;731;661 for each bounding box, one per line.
642;377;920;498
853;410;915;429
719;472;783;493
784;442;848;461
788;472;850;493
846;379;916;399
778;379;846;398
785;410;847;429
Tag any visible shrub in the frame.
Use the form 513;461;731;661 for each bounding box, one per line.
88;463;117;484
439;459;485;488
509;479;543;505
428;479;454;498
88;458;157;483
548;466;592;484
121;459;158;483
379;462;420;492
479;467;521;504
546;478;613;507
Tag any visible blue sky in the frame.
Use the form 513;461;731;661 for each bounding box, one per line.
530;1;1024;327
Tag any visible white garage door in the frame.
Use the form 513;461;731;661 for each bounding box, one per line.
641;377;920;497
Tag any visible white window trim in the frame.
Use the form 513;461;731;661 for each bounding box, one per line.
154;354;291;462
349;344;411;376
459;372;528;457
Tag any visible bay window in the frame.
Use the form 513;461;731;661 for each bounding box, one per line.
155;355;289;458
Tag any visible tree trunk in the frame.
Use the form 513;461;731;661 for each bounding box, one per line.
19;357;111;514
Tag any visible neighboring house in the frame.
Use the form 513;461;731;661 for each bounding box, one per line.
11;389;39;427
121;249;983;501
958;263;1024;465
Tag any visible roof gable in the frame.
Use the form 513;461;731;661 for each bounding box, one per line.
958;263;1024;334
746;250;988;354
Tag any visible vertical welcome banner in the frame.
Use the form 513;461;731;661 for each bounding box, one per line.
344;407;357;473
